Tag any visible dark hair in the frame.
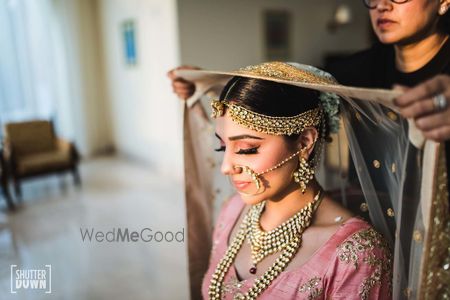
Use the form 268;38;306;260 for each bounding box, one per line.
219;76;329;161
438;10;450;34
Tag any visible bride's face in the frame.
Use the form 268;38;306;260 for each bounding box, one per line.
215;112;300;205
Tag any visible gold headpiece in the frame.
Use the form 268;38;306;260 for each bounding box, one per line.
235;61;336;85
208;61;339;136
210;100;323;136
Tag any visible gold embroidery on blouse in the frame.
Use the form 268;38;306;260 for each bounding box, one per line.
298;276;323;300
337;228;392;300
360;253;392;300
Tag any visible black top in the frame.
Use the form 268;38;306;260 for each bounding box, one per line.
326;39;450;283
328;38;450;88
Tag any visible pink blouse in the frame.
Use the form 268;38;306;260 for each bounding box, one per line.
201;194;392;300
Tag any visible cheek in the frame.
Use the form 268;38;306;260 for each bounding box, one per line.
250;145;292;174
398;6;423;28
256;153;298;198
261;158;297;184
241;158;297;205
397;4;438;35
369;10;377;26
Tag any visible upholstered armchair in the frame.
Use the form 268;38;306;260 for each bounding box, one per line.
3;120;80;197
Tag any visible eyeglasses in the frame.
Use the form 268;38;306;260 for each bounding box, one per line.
362;0;410;9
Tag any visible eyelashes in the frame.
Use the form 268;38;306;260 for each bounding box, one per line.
236;147;259;155
214;146;260;155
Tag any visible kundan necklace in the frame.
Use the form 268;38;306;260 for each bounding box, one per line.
208;189;323;300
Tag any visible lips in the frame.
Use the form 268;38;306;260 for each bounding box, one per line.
376;18;396;30
232;180;251;190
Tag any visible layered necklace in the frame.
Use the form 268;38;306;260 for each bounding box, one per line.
208;189;323;300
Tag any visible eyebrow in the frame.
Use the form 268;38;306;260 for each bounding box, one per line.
215;133;264;141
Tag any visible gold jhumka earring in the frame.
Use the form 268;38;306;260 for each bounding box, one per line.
293;148;315;193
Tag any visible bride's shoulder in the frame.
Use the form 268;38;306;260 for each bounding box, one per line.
311;194;391;262
313;194;355;227
322;219;393;299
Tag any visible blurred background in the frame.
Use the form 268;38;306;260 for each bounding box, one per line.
0;0;374;299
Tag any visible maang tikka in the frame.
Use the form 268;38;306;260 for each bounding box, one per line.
293;148;314;193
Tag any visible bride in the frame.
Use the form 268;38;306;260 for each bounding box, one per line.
179;62;393;299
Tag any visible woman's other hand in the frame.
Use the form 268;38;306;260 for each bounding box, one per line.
167;65;200;100
394;75;450;142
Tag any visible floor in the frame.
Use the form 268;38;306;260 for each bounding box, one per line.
0;156;189;300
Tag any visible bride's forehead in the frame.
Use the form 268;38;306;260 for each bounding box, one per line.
215;115;272;140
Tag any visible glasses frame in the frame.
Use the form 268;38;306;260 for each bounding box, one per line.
362;0;410;9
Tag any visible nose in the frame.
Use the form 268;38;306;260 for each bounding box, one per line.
375;0;393;12
220;150;241;176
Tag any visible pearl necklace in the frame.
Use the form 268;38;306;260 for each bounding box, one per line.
208;189;323;300
247;194;317;274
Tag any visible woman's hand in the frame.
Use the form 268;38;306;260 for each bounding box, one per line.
394;75;450;142
167;65;200;100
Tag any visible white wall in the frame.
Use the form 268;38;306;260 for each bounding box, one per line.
98;0;183;178
177;0;371;70
51;0;113;156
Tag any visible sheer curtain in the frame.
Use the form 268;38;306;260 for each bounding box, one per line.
0;0;74;141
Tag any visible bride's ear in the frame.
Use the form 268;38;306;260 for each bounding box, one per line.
297;127;319;158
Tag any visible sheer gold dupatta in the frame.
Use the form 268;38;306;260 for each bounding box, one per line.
415;143;449;299
182;102;214;300
182;79;233;300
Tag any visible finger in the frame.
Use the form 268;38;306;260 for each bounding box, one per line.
172;84;195;94
179;92;193;100
172;80;195;89
392;84;409;93
172;84;193;92
171;90;190;100
167;65;200;79
415;110;450;131
398;97;436;118
175;91;195;100
395;75;449;107
167;69;176;79
173;88;195;98
422;125;450;142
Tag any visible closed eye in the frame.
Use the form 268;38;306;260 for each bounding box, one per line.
214;146;259;155
236;146;259;155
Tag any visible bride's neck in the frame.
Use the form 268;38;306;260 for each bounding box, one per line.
259;181;320;231
394;33;448;73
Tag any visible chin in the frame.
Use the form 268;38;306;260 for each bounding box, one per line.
375;32;403;45
238;193;266;206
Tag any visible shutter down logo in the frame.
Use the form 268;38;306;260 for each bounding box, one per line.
10;265;51;294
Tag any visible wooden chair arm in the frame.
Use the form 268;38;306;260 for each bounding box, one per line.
55;138;80;162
